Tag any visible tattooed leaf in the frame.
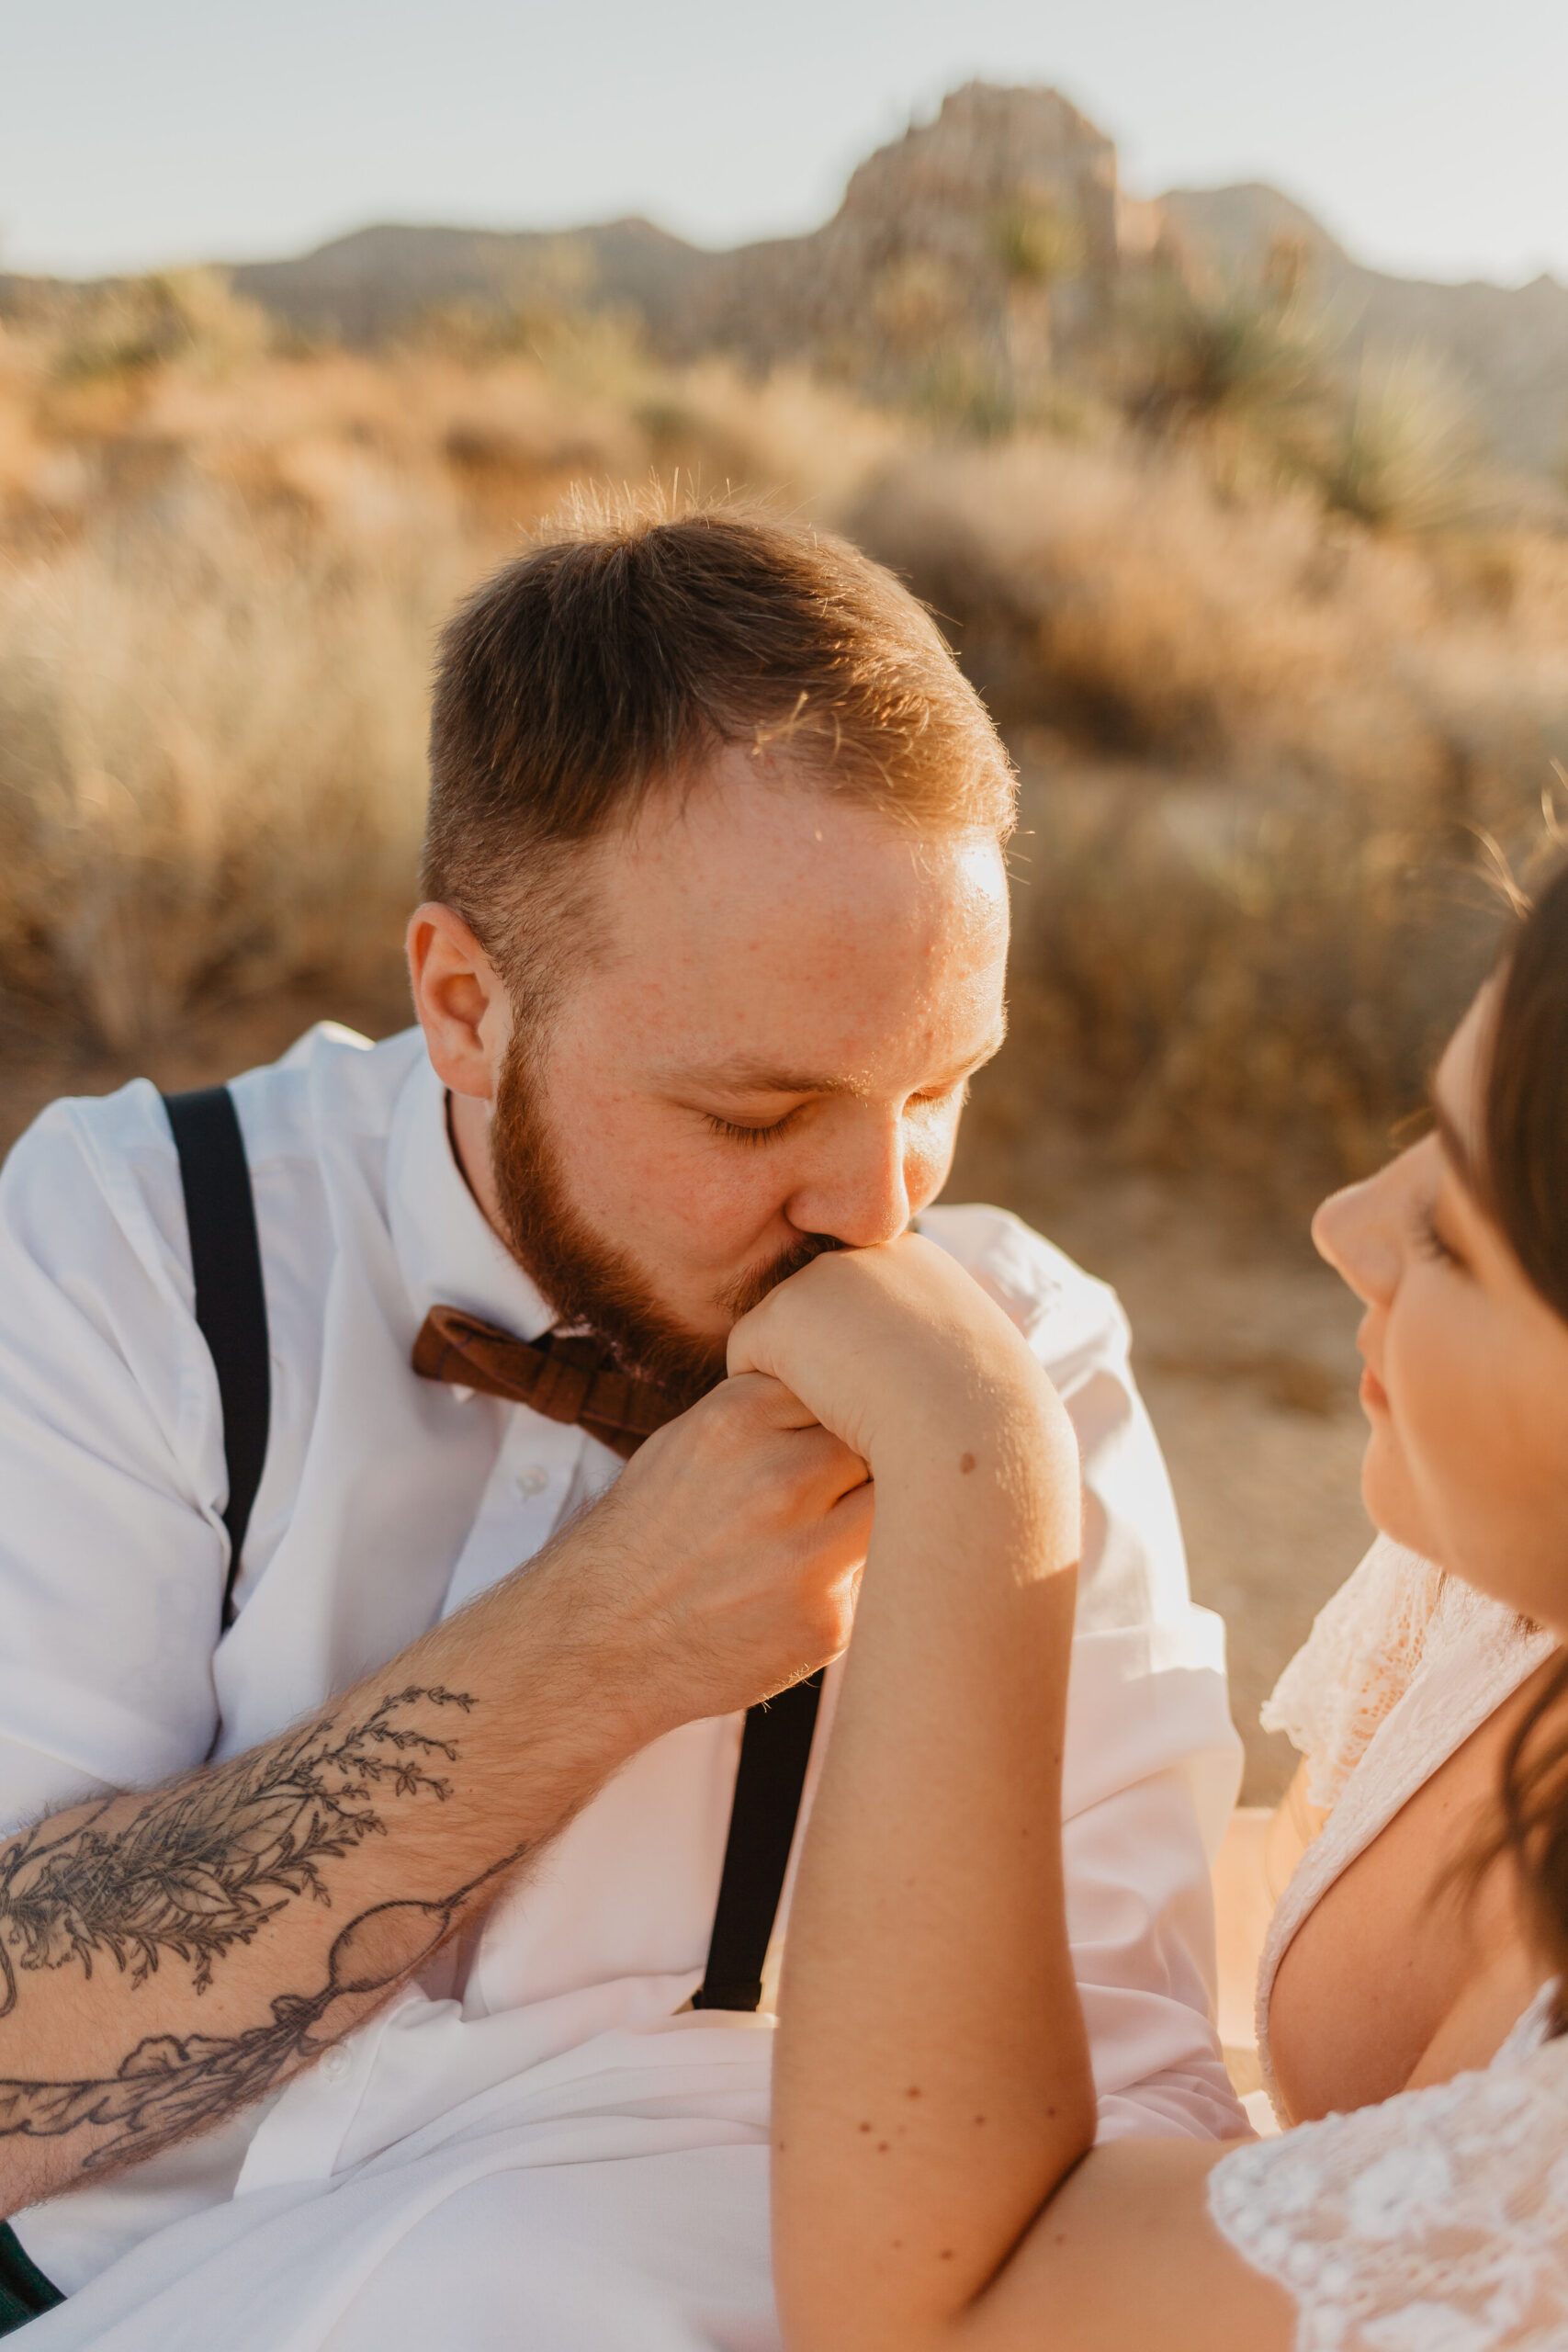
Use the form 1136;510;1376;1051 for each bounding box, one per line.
161;1871;239;1916
118;2037;187;2079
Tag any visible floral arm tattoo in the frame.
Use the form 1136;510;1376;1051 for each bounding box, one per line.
0;1845;525;2172
0;1686;515;2177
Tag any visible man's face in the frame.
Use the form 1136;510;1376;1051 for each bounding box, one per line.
488;747;1010;1393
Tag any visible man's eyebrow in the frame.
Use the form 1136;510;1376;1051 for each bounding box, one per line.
672;1025;1009;1100
675;1059;860;1098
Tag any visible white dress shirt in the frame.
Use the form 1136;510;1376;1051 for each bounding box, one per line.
0;1022;1244;2349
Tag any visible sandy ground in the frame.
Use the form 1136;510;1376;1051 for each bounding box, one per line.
4;1012;1370;1805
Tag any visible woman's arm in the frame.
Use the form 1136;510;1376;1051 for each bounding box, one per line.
734;1239;1292;2352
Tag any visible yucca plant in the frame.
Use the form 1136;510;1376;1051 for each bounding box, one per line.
1116;245;1332;448
1312;342;1494;535
990;199;1087;400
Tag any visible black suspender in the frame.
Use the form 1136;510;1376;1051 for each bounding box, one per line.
163;1087;272;1631
162;1081;815;2008
694;1670;822;2009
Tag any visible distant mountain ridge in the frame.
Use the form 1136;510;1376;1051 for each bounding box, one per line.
231;216;710;347
7;85;1566;481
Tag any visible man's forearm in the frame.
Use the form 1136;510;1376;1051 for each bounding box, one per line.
0;1526;654;2215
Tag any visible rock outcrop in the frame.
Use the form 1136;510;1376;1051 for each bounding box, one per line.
665;84;1118;387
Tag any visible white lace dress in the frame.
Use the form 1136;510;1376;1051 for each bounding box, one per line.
1203;1534;1565;2346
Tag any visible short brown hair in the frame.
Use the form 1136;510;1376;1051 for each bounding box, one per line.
421;493;1014;999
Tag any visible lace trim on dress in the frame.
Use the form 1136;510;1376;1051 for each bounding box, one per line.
1254;1536;1554;2120
1208;1983;1568;2350
1260;1540;1448;1811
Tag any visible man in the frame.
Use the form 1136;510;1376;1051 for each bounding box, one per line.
0;503;1242;2350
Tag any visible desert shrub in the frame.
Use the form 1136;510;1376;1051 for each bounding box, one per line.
990;200;1088;291
1308;342;1494;535
992;769;1513;1197
50;269;272;387
0;486;448;1055
1115;254;1332;451
851;436;1568;796
910;346;1019;439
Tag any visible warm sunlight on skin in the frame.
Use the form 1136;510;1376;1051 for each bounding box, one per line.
1313;983;1568;1639
418;746;1011;1342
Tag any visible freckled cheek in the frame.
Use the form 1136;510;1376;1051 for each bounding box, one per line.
620;1134;802;1263
546;1091;706;1243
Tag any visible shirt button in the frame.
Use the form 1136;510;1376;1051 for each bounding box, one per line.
319;2044;352;2085
515;1465;550;1498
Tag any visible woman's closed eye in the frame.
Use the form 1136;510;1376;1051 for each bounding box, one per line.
1410;1198;1466;1270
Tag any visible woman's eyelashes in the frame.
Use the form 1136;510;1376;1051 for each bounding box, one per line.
1409;1196;1466;1270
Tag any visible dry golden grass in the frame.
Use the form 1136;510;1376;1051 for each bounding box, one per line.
2;292;1564;1193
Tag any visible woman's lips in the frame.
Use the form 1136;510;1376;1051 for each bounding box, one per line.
1359;1363;1389;1412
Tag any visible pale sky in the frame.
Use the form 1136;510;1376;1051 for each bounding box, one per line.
2;0;1562;290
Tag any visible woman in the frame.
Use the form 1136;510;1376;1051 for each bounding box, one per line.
737;854;1568;2351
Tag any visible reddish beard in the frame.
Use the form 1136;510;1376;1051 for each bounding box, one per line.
489;1030;838;1410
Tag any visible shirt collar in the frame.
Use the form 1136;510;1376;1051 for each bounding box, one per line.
387;1044;556;1343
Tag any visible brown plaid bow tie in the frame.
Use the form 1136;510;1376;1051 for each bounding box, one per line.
412;1305;685;1459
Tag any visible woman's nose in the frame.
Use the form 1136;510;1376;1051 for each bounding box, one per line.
1312;1171;1403;1306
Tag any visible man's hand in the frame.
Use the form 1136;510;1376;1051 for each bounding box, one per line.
581;1372;873;1726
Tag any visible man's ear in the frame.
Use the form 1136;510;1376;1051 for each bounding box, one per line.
406;903;513;1102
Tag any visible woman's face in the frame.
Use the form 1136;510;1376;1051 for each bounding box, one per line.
1314;983;1568;1637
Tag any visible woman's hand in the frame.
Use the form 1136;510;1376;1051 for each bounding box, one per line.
728;1234;1066;1483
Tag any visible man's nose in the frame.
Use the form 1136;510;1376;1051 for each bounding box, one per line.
1312;1171;1402;1306
785;1119;915;1250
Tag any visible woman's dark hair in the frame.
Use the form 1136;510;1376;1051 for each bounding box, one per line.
1484;856;1568;1327
1466;854;1568;2010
